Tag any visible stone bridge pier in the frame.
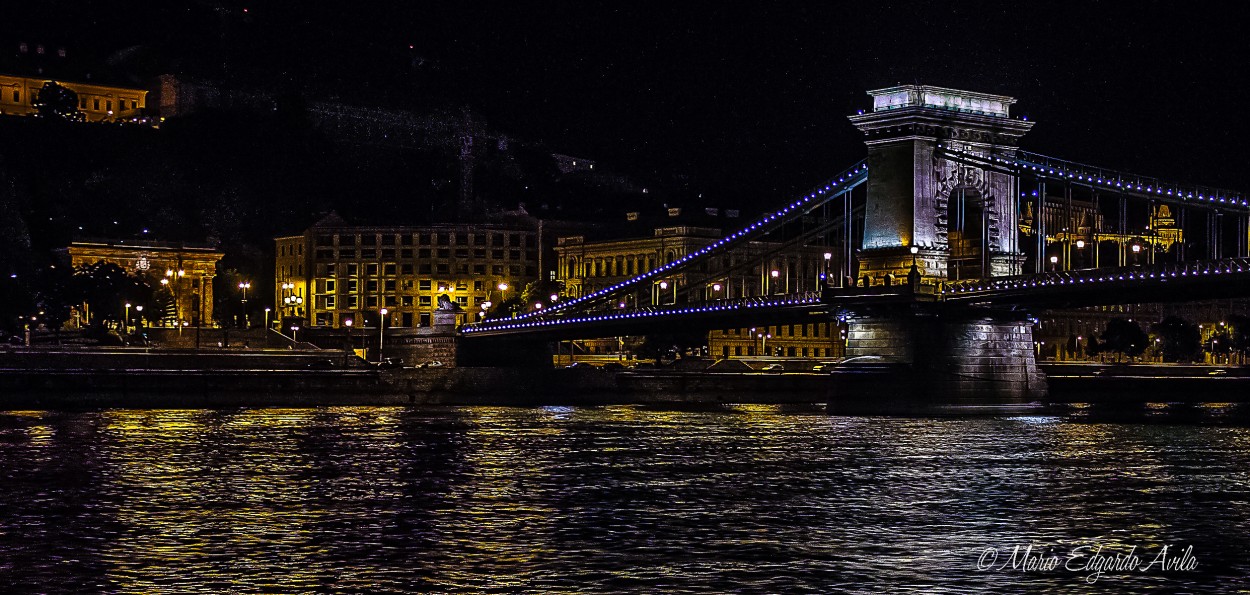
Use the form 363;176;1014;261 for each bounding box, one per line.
840;305;1046;402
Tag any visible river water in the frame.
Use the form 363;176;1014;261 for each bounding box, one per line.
1;403;1247;594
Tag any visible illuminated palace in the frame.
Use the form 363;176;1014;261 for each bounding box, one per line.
555;224;846;359
0;43;148;122
65;239;224;326
275;213;540;329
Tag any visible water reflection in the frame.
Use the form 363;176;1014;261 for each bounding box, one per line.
0;405;1246;593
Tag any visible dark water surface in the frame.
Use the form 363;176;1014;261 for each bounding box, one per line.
1;404;1248;593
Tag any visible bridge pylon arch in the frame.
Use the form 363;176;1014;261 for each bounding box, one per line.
848;85;1033;285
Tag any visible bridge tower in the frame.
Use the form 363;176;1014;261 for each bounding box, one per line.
840;87;1044;402
848;85;1033;284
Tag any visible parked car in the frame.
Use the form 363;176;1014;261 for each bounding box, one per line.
306;359;336;370
375;357;403;369
602;362;626;371
762;363;785;374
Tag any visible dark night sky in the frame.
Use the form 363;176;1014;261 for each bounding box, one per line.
5;1;1248;205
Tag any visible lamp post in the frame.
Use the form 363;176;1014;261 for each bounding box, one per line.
823;252;832;288
135;305;143;332
770;269;779;294
1075;239;1086;269
1131;243;1142;265
124;302;131;334
291;325;299;342
377;308;387;363
344;318;353;366
264;307;271;331
237;281;251;328
1049;255;1059;272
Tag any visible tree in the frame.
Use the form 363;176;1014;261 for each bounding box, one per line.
32;82;83;121
1227;314;1250;363
72;262;151;327
1100;318;1148;362
1151;316;1202;363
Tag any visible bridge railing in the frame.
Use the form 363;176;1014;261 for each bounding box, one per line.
463;291;825;335
936;144;1249;211
942;257;1250;296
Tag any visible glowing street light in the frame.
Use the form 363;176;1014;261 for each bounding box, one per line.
124;302;131;333
377;308;388;363
237;280;251;328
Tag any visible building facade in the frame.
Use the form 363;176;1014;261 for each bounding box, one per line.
0;73;147;122
554;225;844;361
66;239;224;326
275;214;540;329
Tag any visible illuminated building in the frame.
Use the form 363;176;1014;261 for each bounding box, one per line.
275;213;540;329
65;239;224;326
554;224;844;360
0;42;148;122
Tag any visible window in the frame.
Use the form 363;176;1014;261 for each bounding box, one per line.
401;249;413;259
385;280;396;292
366;280;378;292
348;295;359;309
384;264;396;276
456;296;468;306
106;100;112;112
419;249;431;258
340;235;357;246
437;264;449;274
509;234;521;247
325;264;336;276
473;249;486;258
473;265;485;274
455;234;468;246
455;249;469;258
381;249;395;259
347;280;358;293
473;281;484;291
401;296;414;307
474;234;486;245
346;264;358;276
401;264;413;275
325;296;336;309
419;280;432;291
420;313;431;327
366;264;378;276
492;265;504;275
316;235;334;246
93;99;100;110
12;90;18;102
325;280;336;292
361;249;377;259
437;249;450;259
339;249;355;259
381;235;395;245
419;296;432;306
361;235;377;246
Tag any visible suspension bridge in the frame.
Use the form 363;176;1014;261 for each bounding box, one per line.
459;85;1250;399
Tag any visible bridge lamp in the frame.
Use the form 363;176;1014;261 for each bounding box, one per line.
550;293;559;303
619;302;626;308
712;283;722;292
659;281;668;289
1076;240;1086;249
1131;244;1141;254
534;303;544;310
909;245;920;267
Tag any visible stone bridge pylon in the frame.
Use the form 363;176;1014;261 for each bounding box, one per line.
848;85;1034;284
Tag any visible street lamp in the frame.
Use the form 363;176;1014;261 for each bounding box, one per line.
770;269;779;294
135;305;143;331
377;308;388;363
344;318;353;366
1049;255;1059;271
237;281;251;328
291;325;299;342
264;307;271;330
549;293;559;303
124;302;131;333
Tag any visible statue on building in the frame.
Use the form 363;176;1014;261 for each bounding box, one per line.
436;293;461;311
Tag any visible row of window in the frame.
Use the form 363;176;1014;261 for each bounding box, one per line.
318;262;531;277
720;346;839;358
717;324;840;339
78;97;140;112
314;232;530;248
314;248;535;262
316;293;483;311
317;279;497;294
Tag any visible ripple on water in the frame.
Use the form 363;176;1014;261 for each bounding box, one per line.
0;404;1246;593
